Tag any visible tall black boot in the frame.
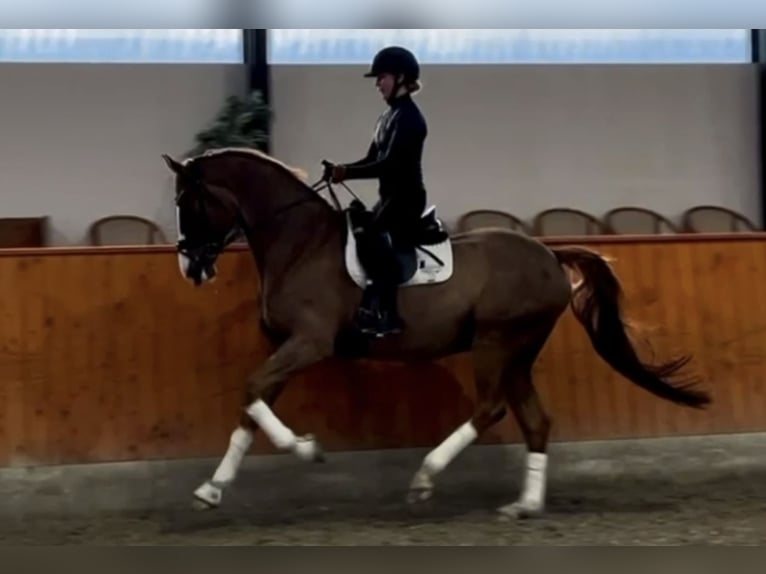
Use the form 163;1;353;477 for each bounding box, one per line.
354;282;383;335
376;281;403;336
353;281;402;338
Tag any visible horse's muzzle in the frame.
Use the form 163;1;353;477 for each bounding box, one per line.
178;244;220;286
187;255;217;285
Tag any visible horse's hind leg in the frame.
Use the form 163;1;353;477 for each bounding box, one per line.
496;324;556;520
407;328;509;504
407;318;557;516
496;365;552;519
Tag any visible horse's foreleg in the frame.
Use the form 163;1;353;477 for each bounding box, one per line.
243;335;333;461
191;382;286;510
192;335;331;509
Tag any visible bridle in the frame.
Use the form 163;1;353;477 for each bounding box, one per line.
175;165;362;265
175;160;444;284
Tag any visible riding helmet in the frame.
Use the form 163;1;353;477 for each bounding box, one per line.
364;46;420;83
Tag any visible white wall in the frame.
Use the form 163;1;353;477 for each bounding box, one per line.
0;62;760;245
272;64;762;228
0;63;246;244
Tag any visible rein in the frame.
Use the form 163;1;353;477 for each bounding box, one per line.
308;173;444;266
175;184;318;258
309;159;363;211
309;178;362;212
178;166;446;274
178;175;360;260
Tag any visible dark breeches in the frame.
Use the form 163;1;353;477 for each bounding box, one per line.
357;189;426;284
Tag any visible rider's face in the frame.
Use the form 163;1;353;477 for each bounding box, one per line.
376;73;398;99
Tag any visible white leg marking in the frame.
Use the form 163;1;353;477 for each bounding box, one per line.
193;427;253;508
246;399;323;462
408;421;478;502
178;253;190;278
498;451;548;519
246;399;297;449
211;427;253;484
176;206;190;279
520;452;548;508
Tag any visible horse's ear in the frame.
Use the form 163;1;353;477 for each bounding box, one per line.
162;154;185;175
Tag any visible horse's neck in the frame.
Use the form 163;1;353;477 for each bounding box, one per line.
237;166;337;278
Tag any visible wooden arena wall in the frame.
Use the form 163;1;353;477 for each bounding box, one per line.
1;234;766;467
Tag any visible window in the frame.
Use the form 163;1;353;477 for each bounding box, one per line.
267;29;753;65
0;29;243;63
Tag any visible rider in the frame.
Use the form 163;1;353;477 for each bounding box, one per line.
324;45;429;338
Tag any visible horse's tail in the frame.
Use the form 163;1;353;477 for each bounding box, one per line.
551;245;711;409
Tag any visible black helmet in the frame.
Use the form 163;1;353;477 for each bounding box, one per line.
364;46;420;82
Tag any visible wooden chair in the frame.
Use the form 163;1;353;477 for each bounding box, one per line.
456;209;532;234
532;208;606;236
88;215;168;246
681;205;758;233
603;207;679;235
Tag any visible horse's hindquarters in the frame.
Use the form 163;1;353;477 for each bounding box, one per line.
458;230;571;324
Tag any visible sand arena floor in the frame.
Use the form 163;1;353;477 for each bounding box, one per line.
2;433;766;545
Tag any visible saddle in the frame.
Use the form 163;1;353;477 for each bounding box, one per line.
344;200;454;289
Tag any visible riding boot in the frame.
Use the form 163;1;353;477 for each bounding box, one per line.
376;281;403;336
352;219;405;338
354;282;382;333
354;281;403;338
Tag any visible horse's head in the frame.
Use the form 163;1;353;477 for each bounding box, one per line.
162;153;243;286
163;147;339;286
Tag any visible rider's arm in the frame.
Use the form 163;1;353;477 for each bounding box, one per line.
341;110;424;180
343;141;378;169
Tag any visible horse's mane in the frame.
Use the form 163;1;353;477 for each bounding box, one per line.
183;146;310;185
183;146;340;217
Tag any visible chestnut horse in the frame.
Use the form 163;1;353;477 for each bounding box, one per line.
161;147;710;519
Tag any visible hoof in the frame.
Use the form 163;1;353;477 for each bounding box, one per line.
294;434;325;463
496;501;544;521
407;469;434;504
406;487;433;505
192;481;222;510
192;497;217;511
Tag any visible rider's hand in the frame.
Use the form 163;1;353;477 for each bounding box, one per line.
330;164;347;183
321;160;334;182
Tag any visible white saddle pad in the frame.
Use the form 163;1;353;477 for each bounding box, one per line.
344;211;454;289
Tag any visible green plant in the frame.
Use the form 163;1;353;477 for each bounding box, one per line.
187;89;271;156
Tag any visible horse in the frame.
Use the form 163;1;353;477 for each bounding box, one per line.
161;146;711;519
